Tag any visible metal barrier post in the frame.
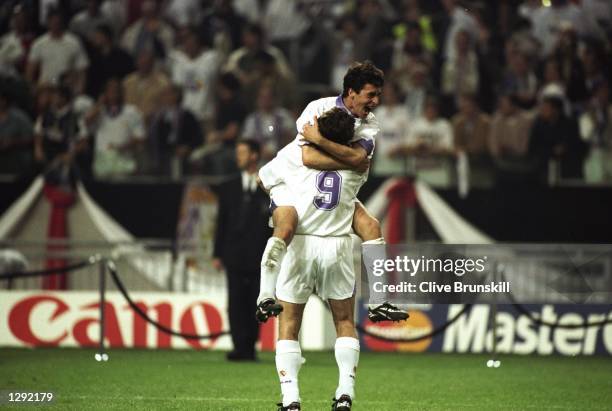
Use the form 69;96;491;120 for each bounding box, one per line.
487;263;501;368
95;259;108;362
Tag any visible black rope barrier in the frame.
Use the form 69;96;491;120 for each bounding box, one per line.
510;301;612;329
106;261;229;340
0;256;100;280
500;274;612;328
355;304;473;343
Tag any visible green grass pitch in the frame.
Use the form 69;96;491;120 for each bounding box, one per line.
1;348;611;410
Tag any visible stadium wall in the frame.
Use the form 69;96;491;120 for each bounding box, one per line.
3;179;612;242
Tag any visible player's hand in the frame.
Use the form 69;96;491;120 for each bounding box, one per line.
212;258;224;271
301;117;322;145
355;157;370;173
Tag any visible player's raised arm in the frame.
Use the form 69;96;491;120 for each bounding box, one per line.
302;145;370;173
301;118;370;170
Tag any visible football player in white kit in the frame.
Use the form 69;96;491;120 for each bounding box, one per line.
255;62;407;326
267;107;363;411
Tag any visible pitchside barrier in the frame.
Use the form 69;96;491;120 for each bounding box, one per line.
1;244;612;357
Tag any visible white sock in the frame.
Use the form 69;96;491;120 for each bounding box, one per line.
334;337;359;400
258;237;287;304
362;237;387;306
276;339;302;406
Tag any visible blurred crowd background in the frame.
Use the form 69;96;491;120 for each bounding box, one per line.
0;0;611;188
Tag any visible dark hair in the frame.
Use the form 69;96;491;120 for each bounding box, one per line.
46;7;64;23
55;85;72;101
317;108;355;145
219;72;241;93
237;138;261;156
95;24;114;41
253;50;275;66
542;96;564;113
244;23;264;39
342;61;384;97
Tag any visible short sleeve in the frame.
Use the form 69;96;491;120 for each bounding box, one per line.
126;106;145;140
72;37;89;69
295;100;319;133
28;38;42;64
355;138;375;156
438;121;454;149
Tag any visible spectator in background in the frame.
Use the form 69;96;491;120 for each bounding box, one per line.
213;139;271;362
488;94;535;184
530;0;599;57
149;84;202;178
198;73;246;176
538;58;572;115
550;25;587;104
580;41;609;98
224;23;292;91
169;27;220;129
121;0;174;60
528;95;586;182
163;0;202;27
33;85;87;182
400;96;455;186
0;5;35;76
0;91;33;174
208;73;246;146
124;48;170;124
87;24;133;98
452;94;492;186
580;80;612;182
392;0;438;55
403;62;430;118
440;0;479;60
441;29;479;114
241;84;293;161
85;79;145;178
0;7;24;77
243;49;298;112
199;0;247;53
99;0;127;36
27;9;89;93
330;15;359;94
372;81;411;177
501;50;538;109
391;21;433;91
69;0;113;45
234;0;310;65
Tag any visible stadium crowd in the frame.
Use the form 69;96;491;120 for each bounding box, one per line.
0;0;611;187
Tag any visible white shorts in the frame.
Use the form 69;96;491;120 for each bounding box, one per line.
276;234;355;304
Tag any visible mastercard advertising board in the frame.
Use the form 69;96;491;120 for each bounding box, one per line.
358;302;612;356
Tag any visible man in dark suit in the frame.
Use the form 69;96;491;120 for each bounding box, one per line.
213;139;272;361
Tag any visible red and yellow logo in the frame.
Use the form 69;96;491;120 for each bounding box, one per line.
363;310;434;352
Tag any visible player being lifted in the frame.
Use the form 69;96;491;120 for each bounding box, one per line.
270;107;364;410
255;62;408;324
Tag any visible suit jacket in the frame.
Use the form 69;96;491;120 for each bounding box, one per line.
213;174;272;272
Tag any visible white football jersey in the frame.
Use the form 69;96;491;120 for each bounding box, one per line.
258;95;378;190
289;166;368;237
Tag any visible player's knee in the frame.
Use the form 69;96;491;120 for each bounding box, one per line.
332;310;353;327
333;318;356;337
